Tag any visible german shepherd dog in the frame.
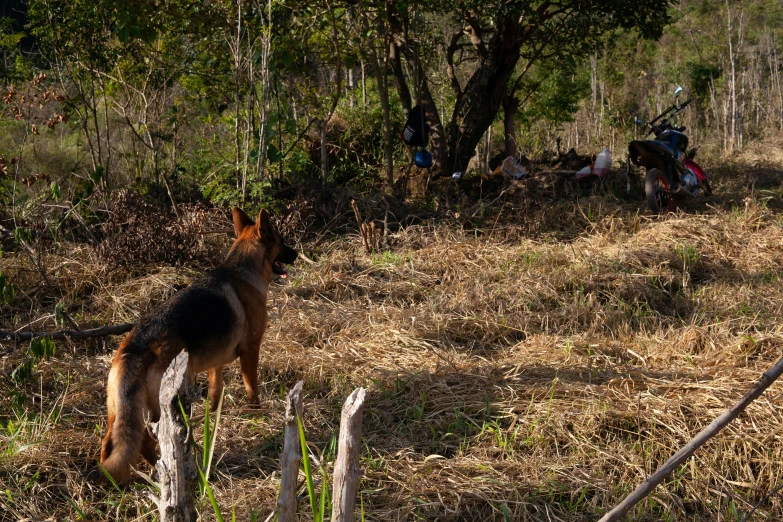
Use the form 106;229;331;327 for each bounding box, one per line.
99;207;297;483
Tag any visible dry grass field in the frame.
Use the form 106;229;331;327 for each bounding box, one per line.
2;139;783;521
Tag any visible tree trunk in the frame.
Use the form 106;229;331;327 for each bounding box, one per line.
388;42;411;116
320;119;328;186
727;0;736;152
502;93;518;160
366;19;394;193
361;59;367;106
442;17;525;177
234;0;243;192
256;6;272;180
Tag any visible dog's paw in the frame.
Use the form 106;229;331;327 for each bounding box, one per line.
84;466;106;483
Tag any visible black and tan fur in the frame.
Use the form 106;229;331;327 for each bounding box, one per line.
99;207;297;483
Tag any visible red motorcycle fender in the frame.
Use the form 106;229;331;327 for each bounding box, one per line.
683;158;707;182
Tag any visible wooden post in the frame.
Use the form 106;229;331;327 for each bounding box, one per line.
331;388;367;522
599;355;783;522
277;380;305;522
151;351;198;522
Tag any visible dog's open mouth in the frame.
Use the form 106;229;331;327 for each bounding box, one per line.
273;261;288;278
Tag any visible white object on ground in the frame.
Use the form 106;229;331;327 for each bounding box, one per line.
593;147;611;177
576;165;593;179
497;156;527;180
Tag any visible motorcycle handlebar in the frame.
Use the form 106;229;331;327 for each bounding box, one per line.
679;99;692;110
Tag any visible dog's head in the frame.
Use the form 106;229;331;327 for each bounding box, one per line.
231;207;297;278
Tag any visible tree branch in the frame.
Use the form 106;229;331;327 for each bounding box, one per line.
464;17;489;59
445;31;465;96
0;323;134;343
599;354;783;522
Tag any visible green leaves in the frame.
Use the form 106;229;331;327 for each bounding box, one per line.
11;337;56;388
13;227;31;245
0;271;16;305
11;359;34;386
54;302;66;327
30;337;56;359
50;181;61;201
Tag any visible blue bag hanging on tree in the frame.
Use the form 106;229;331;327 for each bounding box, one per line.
402;105;432;168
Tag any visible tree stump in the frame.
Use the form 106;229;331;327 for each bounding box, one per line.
151;351;199;522
277;380;304;522
331;388;367;522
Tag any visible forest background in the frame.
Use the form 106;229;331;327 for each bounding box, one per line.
1;0;781;206
3;0;783;520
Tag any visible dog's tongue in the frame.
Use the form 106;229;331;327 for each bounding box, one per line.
274;261;288;278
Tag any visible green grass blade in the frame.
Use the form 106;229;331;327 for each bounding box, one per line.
98;464;122;492
499;503;511;522
176;398;191;431
64;493;87;520
203;395;211;472
197;462;225;522
297;413;318;519
319;467;328;522
205;386;224;481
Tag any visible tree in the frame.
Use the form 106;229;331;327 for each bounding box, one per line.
384;0;673;177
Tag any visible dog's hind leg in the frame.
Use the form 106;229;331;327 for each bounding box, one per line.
239;345;260;404
140;429;158;465
137;364;165;467
208;366;224;410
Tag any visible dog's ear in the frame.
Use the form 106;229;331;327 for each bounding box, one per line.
232;207;254;237
256;208;274;239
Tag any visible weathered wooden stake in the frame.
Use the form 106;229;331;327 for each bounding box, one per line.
277;380;305;522
331;387;367;522
151;351;198;522
599;354;783;522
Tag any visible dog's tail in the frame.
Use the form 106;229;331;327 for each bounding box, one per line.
100;346;148;483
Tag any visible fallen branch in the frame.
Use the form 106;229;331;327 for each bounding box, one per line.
0;322;134;342
599;354;783;522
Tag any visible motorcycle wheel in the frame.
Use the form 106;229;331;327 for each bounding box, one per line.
645;168;671;213
702;179;712;196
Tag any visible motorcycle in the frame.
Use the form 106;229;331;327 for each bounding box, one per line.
629;87;711;213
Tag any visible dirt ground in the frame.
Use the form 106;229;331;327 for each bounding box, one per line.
2;137;783;521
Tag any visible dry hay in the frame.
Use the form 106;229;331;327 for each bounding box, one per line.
2;162;783;521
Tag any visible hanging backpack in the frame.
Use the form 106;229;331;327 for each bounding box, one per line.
402;105;429;147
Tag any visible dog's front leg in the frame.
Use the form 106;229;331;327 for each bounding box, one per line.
239;346;260;404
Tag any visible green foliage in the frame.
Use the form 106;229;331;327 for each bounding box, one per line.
0;17;28;83
0;270;17;305
10;337;57;408
13;227;31;245
297;413;331;522
519;62;591;126
687;62;722;99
